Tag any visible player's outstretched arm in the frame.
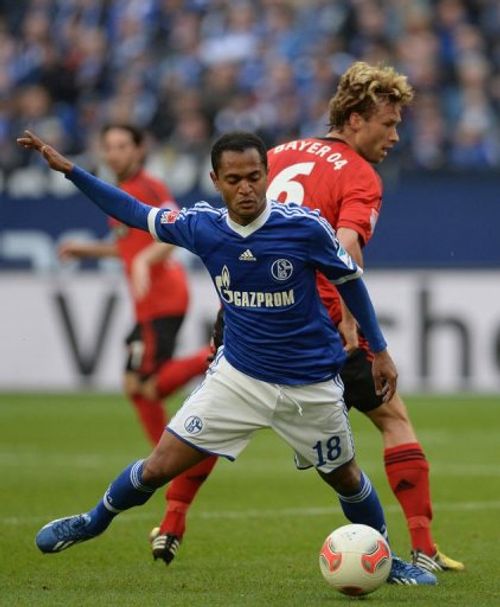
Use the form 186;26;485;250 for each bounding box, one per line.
58;240;119;260
16;130;152;233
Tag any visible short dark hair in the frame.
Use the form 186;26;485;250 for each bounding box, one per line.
100;123;145;146
211;131;268;174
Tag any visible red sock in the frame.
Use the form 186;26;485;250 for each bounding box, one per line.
155;347;211;398
130;394;167;446
384;442;435;555
160;455;218;537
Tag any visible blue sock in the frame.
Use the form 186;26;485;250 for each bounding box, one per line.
87;460;156;534
337;471;389;543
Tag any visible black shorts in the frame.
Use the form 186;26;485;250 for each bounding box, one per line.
125;315;184;378
339;348;384;413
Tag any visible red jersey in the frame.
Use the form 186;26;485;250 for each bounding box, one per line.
267;137;382;325
109;169;189;322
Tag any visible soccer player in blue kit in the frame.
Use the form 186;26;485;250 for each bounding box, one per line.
18;129;436;585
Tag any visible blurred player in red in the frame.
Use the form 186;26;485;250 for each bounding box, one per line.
266;62;463;573
59;124;217;564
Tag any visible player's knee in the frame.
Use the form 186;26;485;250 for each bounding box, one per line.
318;459;361;494
366;394;411;429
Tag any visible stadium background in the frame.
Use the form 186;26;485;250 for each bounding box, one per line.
0;0;499;393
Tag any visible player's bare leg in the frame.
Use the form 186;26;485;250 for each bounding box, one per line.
317;459;388;539
139;348;217;565
125;359;217;565
366;393;464;572
365;392;417;446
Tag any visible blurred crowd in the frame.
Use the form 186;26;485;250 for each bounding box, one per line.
1;0;500;183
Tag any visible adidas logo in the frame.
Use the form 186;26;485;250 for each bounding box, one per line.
395;479;415;492
239;248;256;261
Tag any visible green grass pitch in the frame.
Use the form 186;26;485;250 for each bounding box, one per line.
1;392;499;606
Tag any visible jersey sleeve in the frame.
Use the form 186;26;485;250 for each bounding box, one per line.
336;161;382;246
67;166;151;230
336;279;387;353
308;213;363;284
147;206;199;253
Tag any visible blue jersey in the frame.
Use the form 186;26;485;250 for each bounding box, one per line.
68;166;386;385
147;201;362;384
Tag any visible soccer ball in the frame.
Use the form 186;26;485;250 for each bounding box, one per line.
319;524;392;596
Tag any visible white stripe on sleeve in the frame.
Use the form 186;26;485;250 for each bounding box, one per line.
329;266;364;286
147;208;160;240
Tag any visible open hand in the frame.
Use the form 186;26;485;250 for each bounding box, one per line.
16;130;74;174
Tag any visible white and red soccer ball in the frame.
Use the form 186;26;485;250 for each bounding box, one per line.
319;524;392;596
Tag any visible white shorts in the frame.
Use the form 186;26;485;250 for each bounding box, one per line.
168;355;355;473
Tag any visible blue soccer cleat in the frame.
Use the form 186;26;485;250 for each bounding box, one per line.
387;555;438;585
36;513;99;553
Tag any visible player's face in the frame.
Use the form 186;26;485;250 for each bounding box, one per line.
353;102;402;164
101;128;143;181
211;148;268;226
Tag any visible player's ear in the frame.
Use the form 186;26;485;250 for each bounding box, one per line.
349;112;364;131
210;171;220;192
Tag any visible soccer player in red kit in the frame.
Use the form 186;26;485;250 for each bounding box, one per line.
266;62;463;573
59;124;217;564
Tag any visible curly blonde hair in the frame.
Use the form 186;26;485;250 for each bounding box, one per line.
328;62;414;128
